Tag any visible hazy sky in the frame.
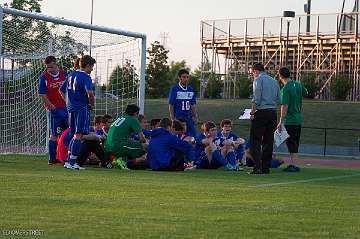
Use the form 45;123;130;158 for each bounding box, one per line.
2;0;356;69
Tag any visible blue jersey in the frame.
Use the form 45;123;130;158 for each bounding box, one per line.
60;70;93;112
168;84;196;120
214;132;239;147
90;127;105;136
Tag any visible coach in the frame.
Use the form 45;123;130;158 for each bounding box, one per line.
249;63;280;174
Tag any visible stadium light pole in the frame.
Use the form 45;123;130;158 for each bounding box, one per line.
283;11;295;67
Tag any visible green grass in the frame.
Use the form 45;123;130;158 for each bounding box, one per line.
1;155;360;239
144;99;360;147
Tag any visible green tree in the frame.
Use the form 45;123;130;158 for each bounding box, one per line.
107;60;138;98
204;75;222;99
300;73;321;99
168;60;187;84
331;75;352;100
145;41;171;98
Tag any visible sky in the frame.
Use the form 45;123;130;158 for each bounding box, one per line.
1;0;356;69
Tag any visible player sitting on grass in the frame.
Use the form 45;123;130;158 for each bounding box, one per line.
133;114;151;141
104;104;147;170
147;118;196;171
172;119;195;144
90;116;105;137
215;119;246;168
150;118;161;130
194;121;237;171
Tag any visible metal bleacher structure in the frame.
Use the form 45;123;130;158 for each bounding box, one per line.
200;10;360;101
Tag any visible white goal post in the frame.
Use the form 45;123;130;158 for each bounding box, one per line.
0;7;146;154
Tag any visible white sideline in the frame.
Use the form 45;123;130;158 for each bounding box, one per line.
250;173;360;188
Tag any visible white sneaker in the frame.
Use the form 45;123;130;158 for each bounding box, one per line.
72;163;85;170
64;162;72;169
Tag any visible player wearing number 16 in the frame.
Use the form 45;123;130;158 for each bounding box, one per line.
168;69;198;137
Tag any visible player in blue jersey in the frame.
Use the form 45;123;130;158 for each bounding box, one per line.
214;119;246;168
60;55;96;170
38;56;68;165
168;69;198;137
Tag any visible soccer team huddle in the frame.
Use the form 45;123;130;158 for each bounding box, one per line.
40;55;305;173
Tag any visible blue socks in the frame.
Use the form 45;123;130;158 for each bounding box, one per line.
226;151;237;167
49;140;57;162
69;138;82;165
212;150;227;166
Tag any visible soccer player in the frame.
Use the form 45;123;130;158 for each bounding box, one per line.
147;118;195;171
90;116;105;137
277;67;308;172
56;127;73;163
168;69;198;137
60;55;96;170
38;56;68;165
215;119;246;167
194;122;236;170
104;104;147;167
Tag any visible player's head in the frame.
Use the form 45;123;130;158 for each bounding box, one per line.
94;115;103;127
102;114;113;130
80;55;96;74
44;56;59;75
138;114;148;129
150;118;161;130
252;63;265;79
125;104;140;116
74;58;80;70
160;118;172;131
172;120;184;134
278;67;290;83
201;121;217;137
177;117;187;133
220;119;233;134
178;68;189;86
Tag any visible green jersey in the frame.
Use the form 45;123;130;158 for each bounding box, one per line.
280;80;308;125
105;114;142;151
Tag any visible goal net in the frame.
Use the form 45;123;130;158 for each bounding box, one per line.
0;8;146;154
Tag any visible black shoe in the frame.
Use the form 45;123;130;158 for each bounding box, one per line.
262;169;270;174
248;169;262;175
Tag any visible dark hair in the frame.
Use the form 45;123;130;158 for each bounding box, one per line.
138;114;146;122
159;118;172;129
177;117;187;124
80;55;96;68
150;118;161;127
220;119;233;128
125;104;140;116
172;120;184;131
178;68;189;78
201;121;216;132
278;67;291;79
45;56;56;65
74;58;80;69
102;114;112;124
252;63;265;72
94;116;102;125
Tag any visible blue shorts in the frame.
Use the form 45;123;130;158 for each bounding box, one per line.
48;108;69;136
69;107;90;135
195;151;223;169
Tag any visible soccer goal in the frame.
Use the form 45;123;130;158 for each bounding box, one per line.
0;7;146;155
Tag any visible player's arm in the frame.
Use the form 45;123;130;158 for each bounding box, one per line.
191;105;198;123
277;86;289;131
38;75;55;110
85;76;95;110
169;104;175;121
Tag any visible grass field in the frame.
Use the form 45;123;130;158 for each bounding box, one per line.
143;99;360;147
1;155;360;239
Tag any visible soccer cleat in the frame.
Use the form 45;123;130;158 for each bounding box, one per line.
63;162;72;169
112;158;129;170
224;163;236;171
72;163;85;170
184;163;197;171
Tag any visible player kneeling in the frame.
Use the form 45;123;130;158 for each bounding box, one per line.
147;118;196;171
104;104;147;170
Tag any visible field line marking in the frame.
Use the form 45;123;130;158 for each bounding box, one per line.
250;173;360;188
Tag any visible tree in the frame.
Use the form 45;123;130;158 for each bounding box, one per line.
331;75;352;100
300;73;321;99
107;60;138;98
145;41;171;98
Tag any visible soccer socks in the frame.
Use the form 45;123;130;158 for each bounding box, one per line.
212;150;227;166
226;151;237;167
49;140;57;162
69;138;82;165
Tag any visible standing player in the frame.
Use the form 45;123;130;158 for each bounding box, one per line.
168;69;198;137
38;56;68;165
60;55;96;170
277;67;308;172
